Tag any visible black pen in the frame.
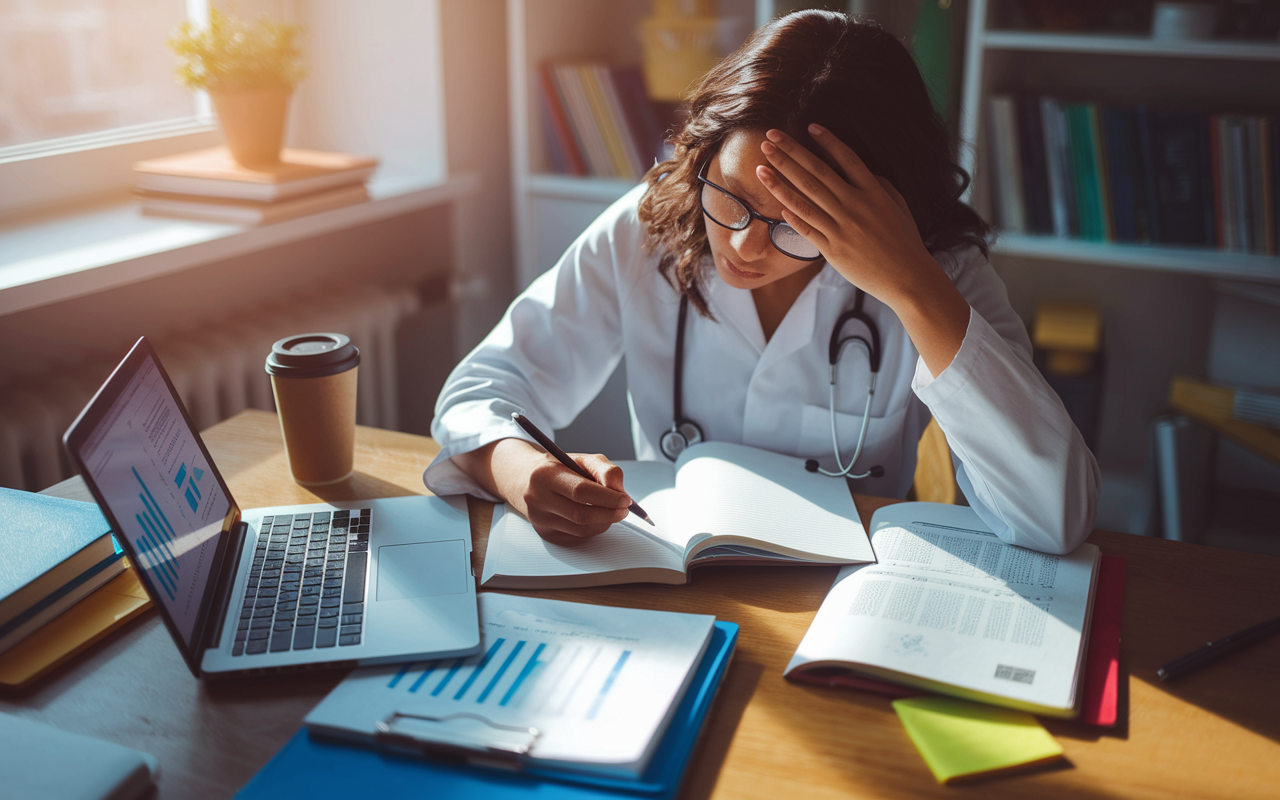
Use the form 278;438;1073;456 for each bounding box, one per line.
1157;616;1280;681
511;412;655;526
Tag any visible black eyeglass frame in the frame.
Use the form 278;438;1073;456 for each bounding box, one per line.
696;162;823;261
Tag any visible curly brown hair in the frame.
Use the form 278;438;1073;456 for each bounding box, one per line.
637;9;992;318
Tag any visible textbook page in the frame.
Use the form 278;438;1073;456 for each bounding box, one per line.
481;460;688;587
305;593;715;778
787;503;1098;716
675;442;872;563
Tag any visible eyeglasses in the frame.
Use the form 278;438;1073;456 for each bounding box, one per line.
697;162;822;261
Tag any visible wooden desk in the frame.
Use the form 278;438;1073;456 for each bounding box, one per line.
6;410;1279;799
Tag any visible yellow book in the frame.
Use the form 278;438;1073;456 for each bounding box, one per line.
577;65;633;179
893;696;1064;784
0;566;152;689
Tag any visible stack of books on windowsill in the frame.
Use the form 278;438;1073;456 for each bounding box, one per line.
132;147;379;226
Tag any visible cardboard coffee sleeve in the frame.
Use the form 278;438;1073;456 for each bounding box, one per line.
266;333;360;485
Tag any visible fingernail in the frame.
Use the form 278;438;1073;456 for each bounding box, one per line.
765;129;784;143
809;123;824;135
760;140;777;155
755;165;773;181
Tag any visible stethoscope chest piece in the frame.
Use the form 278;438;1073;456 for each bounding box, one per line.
660;419;704;461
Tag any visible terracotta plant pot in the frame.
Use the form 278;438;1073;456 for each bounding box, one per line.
210;86;292;167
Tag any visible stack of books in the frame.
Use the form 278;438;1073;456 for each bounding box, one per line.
0;489;126;658
132;147;380;226
539;63;666;180
986;96;1279;254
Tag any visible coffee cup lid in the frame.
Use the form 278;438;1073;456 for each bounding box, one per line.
266;333;360;378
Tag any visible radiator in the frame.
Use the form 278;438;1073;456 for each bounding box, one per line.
0;283;421;492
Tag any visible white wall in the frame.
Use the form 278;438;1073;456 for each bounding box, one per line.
289;0;448;179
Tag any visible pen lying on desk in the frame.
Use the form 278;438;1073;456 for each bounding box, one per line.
1157;615;1280;681
511;412;657;528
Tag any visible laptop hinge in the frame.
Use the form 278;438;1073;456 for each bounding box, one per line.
204;520;248;653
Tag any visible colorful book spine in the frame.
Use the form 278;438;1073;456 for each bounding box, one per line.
988;96;1025;233
553;65;614;178
1087;104;1113;242
537;63;587;176
611;66;664;173
540;63;665;181
577;64;631;179
1015;94;1053;234
1064;104;1103;242
593;64;645;179
1041;97;1074;238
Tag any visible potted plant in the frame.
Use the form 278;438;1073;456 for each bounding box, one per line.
168;9;305;167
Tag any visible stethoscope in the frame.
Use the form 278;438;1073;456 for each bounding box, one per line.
659;288;886;479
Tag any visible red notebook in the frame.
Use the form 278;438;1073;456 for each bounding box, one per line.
790;555;1126;727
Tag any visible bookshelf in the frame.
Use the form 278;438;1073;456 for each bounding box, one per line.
958;0;1280;283
957;0;1280;536
506;0;775;290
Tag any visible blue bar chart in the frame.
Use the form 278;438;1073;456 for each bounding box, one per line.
386;638;633;720
132;466;181;602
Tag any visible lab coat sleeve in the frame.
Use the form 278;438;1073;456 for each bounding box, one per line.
421;186;644;500
910;247;1100;554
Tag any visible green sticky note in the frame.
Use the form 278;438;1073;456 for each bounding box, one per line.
892;696;1064;784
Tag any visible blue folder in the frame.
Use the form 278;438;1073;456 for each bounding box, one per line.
237;620;739;800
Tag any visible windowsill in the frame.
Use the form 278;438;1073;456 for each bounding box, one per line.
0;168;480;316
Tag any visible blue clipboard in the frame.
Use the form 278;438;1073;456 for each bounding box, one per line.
236;621;739;800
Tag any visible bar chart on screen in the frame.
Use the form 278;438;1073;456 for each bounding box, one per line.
306;593;716;773
132;466;181;602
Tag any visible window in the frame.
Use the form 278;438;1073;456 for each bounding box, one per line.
0;0;219;216
0;0;207;151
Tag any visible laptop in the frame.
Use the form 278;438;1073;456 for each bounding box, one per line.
63;337;481;677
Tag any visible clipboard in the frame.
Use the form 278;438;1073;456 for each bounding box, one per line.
236;621;739;800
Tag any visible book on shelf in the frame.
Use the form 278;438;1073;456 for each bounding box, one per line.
539;62;665;181
1014;95;1053;235
481;441;873;589
0;489;126;656
987;96;1277;256
133;147;379;202
135;184;370;226
786;502;1102;719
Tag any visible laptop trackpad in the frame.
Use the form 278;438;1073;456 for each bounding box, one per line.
376;540;468;601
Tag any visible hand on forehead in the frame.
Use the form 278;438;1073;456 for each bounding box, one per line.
711;129;796;219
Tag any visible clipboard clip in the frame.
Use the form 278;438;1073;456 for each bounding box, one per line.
374;711;541;763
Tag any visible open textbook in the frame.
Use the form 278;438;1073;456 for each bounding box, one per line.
481;442;873;589
786;502;1100;718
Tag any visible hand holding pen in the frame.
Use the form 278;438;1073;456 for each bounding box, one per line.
512;413;654;527
506;413;687;554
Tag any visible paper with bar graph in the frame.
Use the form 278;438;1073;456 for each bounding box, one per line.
304;593;715;778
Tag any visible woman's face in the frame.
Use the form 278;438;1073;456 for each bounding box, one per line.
703;128;823;291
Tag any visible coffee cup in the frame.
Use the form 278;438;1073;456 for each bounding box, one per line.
265;333;360;485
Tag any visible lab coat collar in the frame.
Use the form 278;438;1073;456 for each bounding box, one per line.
704;262;839;367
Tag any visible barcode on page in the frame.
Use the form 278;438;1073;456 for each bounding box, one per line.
994;664;1036;684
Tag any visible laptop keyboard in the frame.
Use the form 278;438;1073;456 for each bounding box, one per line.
232;508;371;656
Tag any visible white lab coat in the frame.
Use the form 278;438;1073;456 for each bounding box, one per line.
425;185;1098;555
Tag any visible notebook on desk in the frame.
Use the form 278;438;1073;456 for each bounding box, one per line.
63;336;480;677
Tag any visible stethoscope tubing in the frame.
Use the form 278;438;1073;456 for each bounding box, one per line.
667;287;882;477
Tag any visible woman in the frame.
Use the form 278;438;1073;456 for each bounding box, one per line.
424;10;1098;555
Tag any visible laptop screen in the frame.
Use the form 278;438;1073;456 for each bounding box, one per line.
74;352;228;648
